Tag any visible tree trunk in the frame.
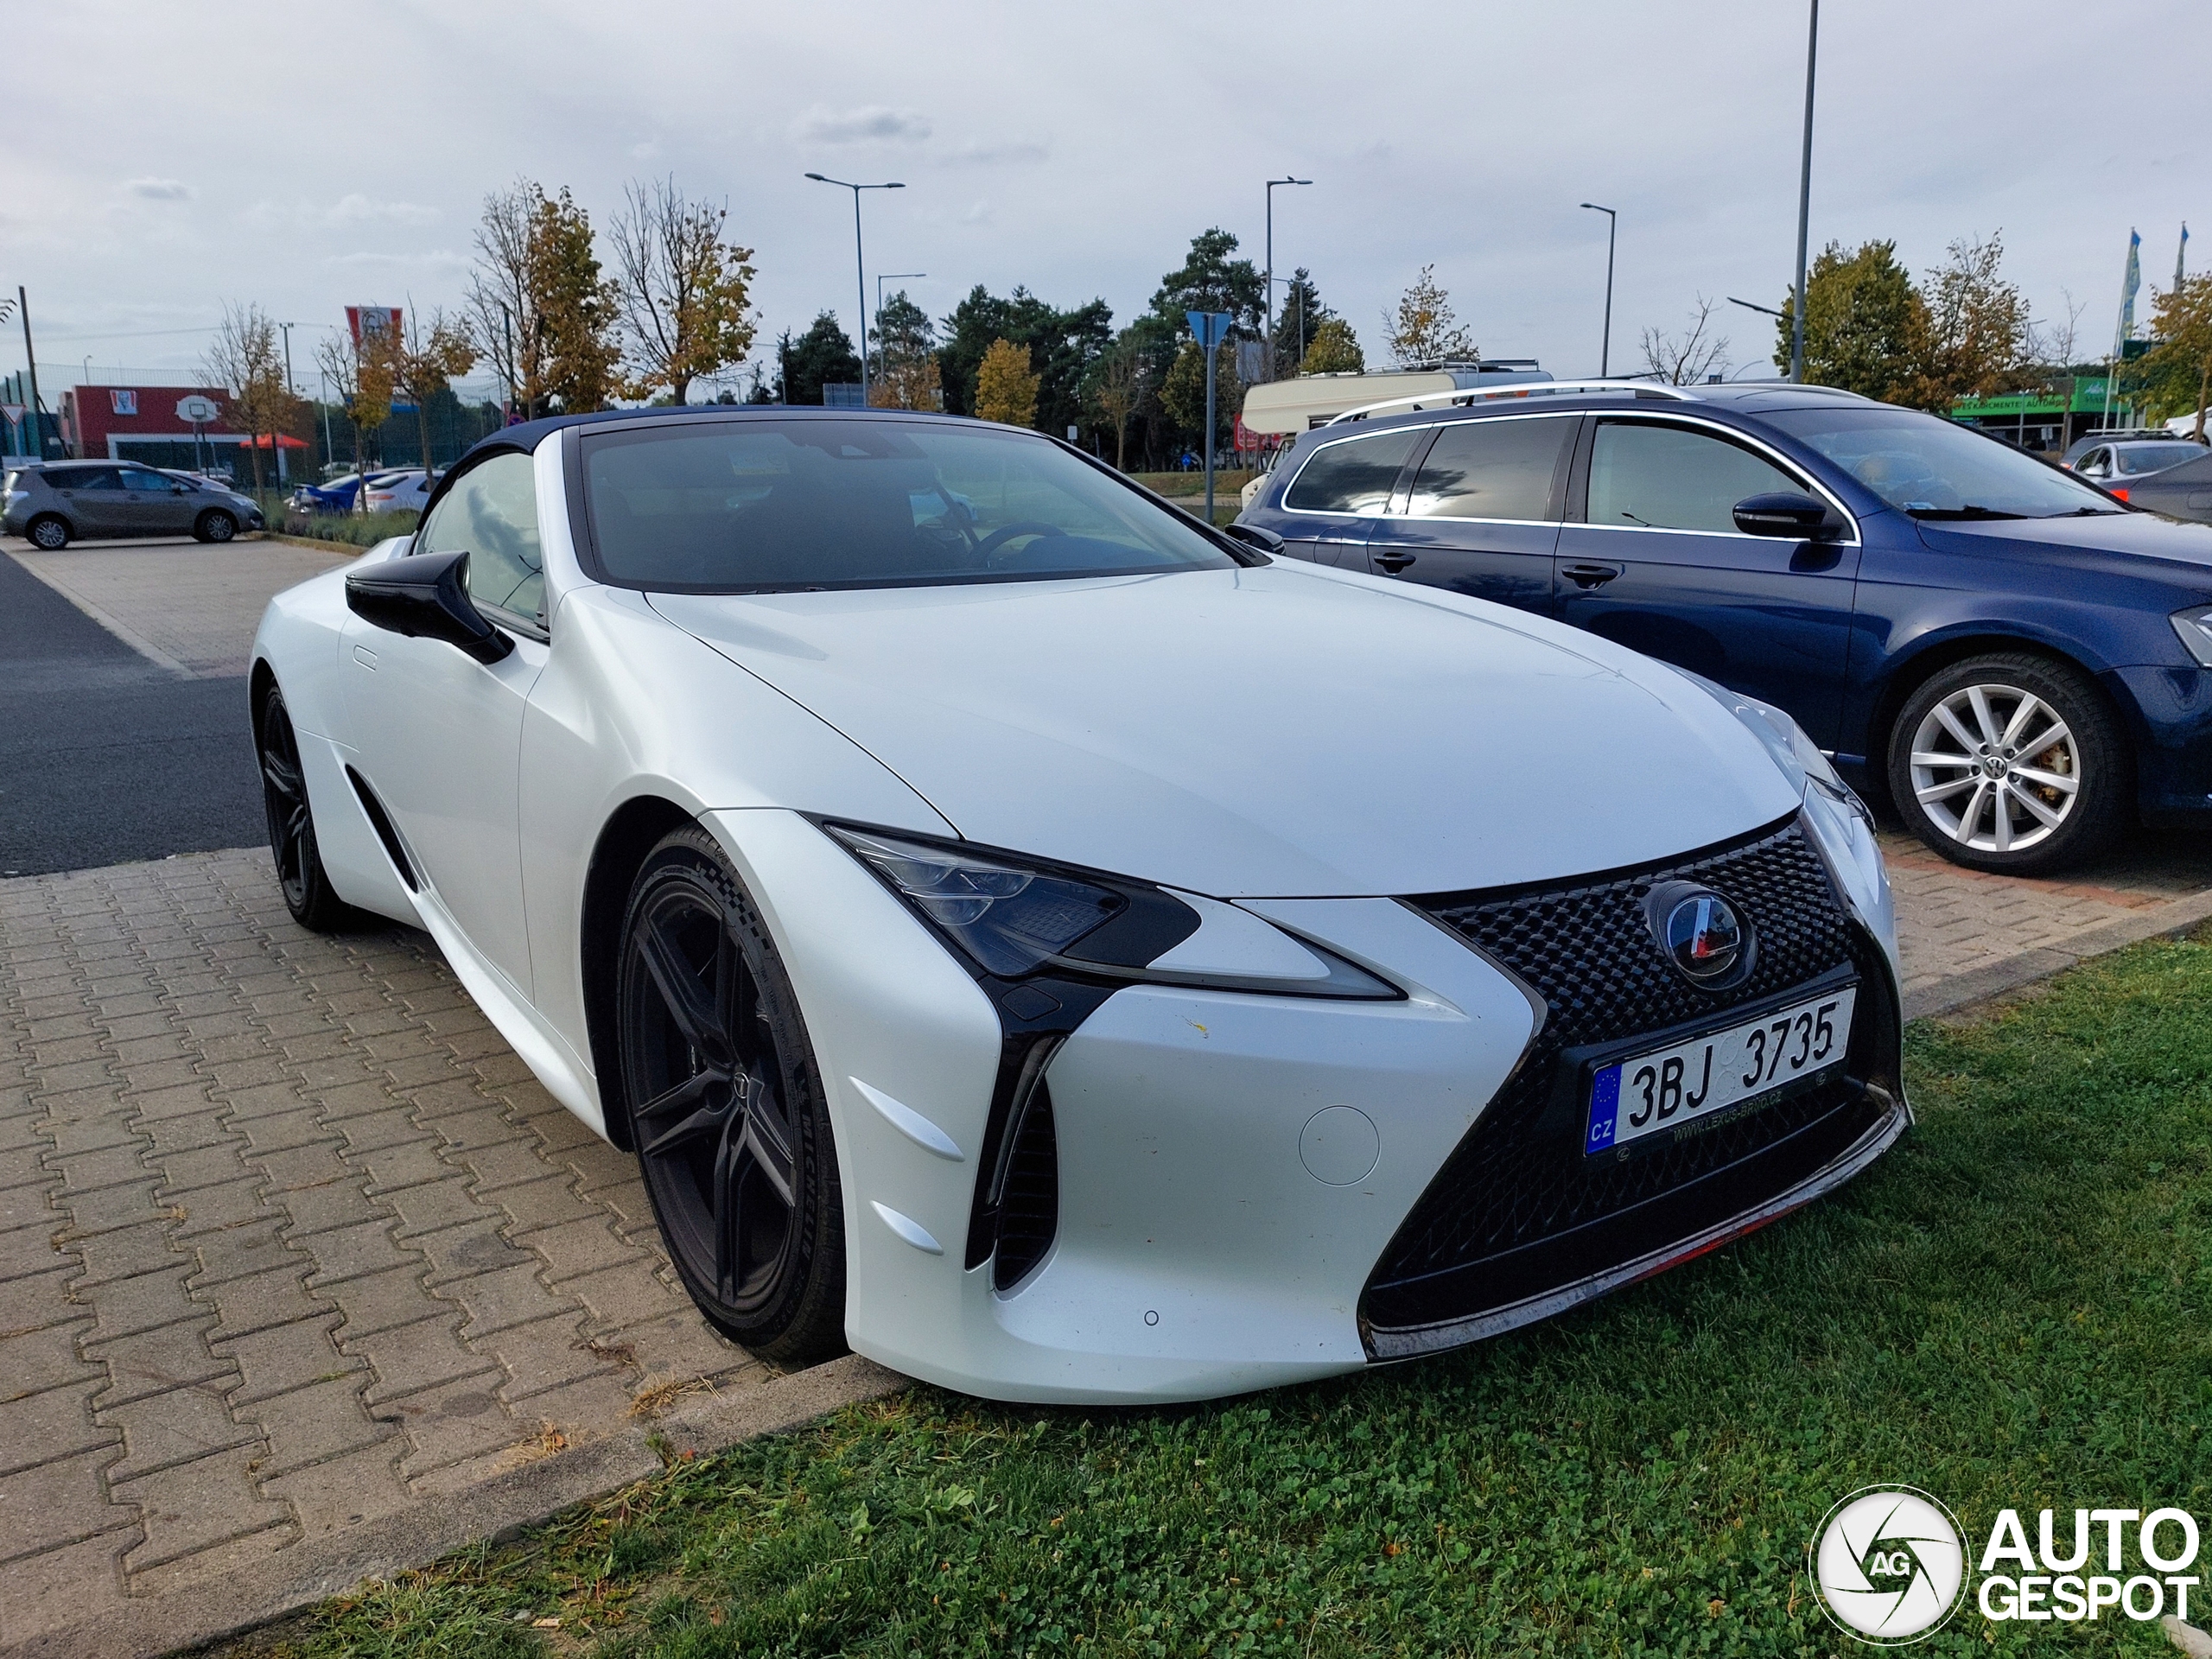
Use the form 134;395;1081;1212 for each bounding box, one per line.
671;373;690;407
1114;414;1127;472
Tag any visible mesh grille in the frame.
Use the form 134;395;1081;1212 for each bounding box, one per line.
1367;816;1891;1333
991;1084;1059;1292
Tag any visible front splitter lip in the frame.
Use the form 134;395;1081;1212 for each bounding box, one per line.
1361;1089;1910;1361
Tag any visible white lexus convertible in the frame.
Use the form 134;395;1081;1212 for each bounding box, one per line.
250;408;1907;1402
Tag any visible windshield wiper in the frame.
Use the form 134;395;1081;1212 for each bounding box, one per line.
1904;505;2028;521
2037;505;2125;518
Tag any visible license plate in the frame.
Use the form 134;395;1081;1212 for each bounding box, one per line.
1584;985;1857;1157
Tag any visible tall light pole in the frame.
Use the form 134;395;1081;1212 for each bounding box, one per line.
1264;176;1311;378
1580;204;1617;377
1790;0;1820;383
805;173;905;405
280;322;296;393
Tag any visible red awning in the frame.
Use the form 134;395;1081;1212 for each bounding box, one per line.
242;433;310;449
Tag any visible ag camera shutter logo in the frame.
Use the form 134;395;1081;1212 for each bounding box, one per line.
1808;1487;1967;1644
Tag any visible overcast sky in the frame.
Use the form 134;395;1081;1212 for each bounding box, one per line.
4;0;2202;400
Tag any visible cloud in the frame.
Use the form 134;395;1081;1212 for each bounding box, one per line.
943;137;1051;167
127;177;193;200
961;199;992;226
322;249;468;270
793;105;931;144
322;194;439;226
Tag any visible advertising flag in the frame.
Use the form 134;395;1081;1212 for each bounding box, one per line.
2178;224;2191;293
2117;230;2142;349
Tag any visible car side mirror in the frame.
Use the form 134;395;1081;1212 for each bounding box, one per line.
1222;522;1285;553
345;548;513;664
1732;491;1833;539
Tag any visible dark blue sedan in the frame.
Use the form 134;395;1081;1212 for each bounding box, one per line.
1237;383;2212;873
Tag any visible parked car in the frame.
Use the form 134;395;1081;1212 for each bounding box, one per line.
3;460;264;548
1238;379;2212;875
361;469;437;514
2125;447;2212;524
2065;437;2206;493
289;470;408;514
249;406;1904;1402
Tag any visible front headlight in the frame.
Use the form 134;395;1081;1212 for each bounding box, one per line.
2171;605;2212;668
827;825;1396;998
1678;671;1874;829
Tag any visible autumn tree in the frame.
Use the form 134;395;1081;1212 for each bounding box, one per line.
1300;317;1365;374
974;338;1040;428
1776;239;1929;403
390;307;476;474
2131;274;2212;438
202;302;294;492
465;179;621;418
1640;296;1732;385
609;176;757;406
868;290;940;410
1904;232;2033;409
315;330;396;509
1084;341;1148;470
1385;265;1476;366
937;286;1112;433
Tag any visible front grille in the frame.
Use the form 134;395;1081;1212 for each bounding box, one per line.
1365;815;1897;1339
990;1084;1059;1292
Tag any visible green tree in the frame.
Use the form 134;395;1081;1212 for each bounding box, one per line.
974;338;1040;428
1083;339;1150;470
776;313;861;404
2129;274;2212;438
1299;317;1365;374
1384;265;1476;366
390;307;477;473
1160;338;1242;451
868;290;940;410
1775;239;1928;402
1269;267;1335;375
1149;228;1266;337
937;287;1112;435
609;175;758;406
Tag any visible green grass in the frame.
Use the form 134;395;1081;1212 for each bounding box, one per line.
1125;469;1256;499
272;508;420;547
210;933;2212;1657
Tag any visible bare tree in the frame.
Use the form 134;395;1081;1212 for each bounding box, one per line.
390;304;477;477
1639;296;1732;385
315;331;396;509
608;176;758;406
201;302;291;491
2030;288;2088;370
464;179;544;420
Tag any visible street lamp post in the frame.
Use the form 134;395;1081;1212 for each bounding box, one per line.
1264;176;1311;378
805;173;905;405
1791;0;1820;383
281;322;296;394
1579;204;1617;377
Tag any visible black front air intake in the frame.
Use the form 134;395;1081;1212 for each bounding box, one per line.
1363;815;1897;1343
988;1082;1060;1292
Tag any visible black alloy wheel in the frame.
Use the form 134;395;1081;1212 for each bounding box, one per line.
27;515;68;550
1885;652;2126;874
257;684;357;931
618;825;845;1362
195;509;238;543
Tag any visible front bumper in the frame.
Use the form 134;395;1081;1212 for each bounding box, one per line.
2111;664;2212;823
707;806;1904;1405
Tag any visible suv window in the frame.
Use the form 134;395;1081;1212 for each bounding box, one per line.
2075;448;2112;476
120;468;175;493
1586;422;1801;533
1281;429;1422;515
418;452;544;623
2113;442;2195;476
1406;416;1573;522
56;467;123;492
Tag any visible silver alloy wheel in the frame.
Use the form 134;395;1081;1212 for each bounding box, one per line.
29;518;67;550
1907;682;2080;854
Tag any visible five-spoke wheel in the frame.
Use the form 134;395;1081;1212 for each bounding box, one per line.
617;825;845;1361
1887;653;2122;874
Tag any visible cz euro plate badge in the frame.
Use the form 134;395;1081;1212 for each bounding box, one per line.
1584;985;1857;1158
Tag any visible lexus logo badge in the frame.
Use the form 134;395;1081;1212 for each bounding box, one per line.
1663;892;1746;985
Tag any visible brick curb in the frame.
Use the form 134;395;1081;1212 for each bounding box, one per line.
3;1353;906;1659
1902;886;2212;1021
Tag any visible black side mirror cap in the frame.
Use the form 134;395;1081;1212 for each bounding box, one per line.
345;548;513;664
1732;491;1834;539
1223;522;1285;553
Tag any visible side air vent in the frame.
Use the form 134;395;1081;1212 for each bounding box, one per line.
989;1082;1059;1292
345;767;418;891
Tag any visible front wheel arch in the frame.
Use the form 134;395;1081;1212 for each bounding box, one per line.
579;794;700;1152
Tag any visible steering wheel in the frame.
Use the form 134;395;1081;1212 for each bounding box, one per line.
977;520;1068;563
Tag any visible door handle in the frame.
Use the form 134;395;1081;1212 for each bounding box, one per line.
1374;551;1417;572
1561;563;1623;589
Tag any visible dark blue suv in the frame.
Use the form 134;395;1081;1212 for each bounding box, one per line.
1238;382;2212;874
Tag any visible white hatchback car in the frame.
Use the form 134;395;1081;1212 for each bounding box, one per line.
361;468;436;514
249;409;1907;1403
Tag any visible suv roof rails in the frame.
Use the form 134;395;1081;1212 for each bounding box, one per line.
1325;378;1698;425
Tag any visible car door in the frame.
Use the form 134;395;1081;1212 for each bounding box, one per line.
342;449;550;995
1363;413;1577;611
1265;424;1426;566
118;466;192;533
1552;416;1862;747
53;466;129;534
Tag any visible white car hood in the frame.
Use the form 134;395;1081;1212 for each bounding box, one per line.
651;562;1801;899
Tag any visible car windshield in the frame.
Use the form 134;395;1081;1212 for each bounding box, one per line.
580;417;1243;593
1764;406;2121;518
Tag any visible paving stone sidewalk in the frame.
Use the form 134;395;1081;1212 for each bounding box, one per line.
0;849;760;1649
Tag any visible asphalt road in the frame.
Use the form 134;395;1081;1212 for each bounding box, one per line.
0;548;264;875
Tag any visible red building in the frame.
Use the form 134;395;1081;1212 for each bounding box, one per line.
55;384;290;478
